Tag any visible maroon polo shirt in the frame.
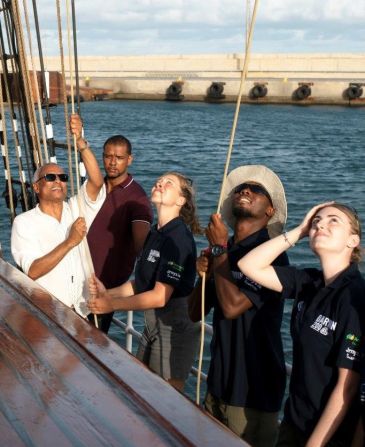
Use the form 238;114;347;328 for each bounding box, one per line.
87;174;153;288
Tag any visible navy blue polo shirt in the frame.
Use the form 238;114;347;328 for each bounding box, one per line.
274;263;365;441
207;228;289;411
134;217;197;298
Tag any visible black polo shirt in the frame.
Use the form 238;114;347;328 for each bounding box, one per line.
274;263;365;441
134;217;196;298
207;228;289;411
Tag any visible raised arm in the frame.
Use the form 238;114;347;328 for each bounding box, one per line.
238;202;334;292
70;113;104;200
206;214;254;319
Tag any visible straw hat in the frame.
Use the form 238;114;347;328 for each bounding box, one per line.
221;165;287;238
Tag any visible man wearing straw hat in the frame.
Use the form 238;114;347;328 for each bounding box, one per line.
189;165;289;447
11;115;105;318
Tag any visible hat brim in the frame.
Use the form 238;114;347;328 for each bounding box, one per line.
220;165;287;238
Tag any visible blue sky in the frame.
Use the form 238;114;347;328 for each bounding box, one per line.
33;0;365;56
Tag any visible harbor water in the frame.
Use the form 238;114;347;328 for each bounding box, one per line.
1;100;364;400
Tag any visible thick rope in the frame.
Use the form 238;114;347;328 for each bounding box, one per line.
65;0;98;328
12;0;42;167
21;0;49;162
0;71;15;221
55;0;75;195
196;0;260;406
65;0;80;192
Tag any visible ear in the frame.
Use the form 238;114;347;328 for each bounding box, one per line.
347;234;360;249
127;154;133;166
33;182;40;194
266;206;275;218
176;196;186;207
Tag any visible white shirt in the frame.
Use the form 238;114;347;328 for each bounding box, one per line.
11;182;106;317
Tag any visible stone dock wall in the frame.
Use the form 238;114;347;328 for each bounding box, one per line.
34;54;365;105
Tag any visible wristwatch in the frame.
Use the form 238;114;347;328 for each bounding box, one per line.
211;244;227;257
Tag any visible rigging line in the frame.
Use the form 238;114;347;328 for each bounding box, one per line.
195;273;205;405
65;0;80;192
70;0;86;185
2;1;34;189
217;0;260;213
22;0;49;163
11;0;43;167
0;13;30;210
195;0;260;406
55;0;75;196
66;0;98;328
31;0;56;161
0;74;16;221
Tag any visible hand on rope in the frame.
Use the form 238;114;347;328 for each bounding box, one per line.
88;274;114;314
66;217;87;248
205;214;229;246
197;251;212;280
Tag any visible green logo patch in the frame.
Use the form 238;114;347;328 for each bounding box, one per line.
167;261;184;273
346;333;360;347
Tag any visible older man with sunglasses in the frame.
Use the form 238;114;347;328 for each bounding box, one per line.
11;115;105;317
188;165;289;447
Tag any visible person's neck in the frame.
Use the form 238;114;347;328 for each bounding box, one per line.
107;172;129;193
233;217;268;244
155;205;180;229
39;200;64;222
320;255;351;286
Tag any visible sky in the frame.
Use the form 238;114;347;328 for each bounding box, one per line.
29;0;365;56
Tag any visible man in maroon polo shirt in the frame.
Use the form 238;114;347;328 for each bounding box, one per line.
85;132;153;333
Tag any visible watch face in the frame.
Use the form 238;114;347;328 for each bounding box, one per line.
211;245;226;257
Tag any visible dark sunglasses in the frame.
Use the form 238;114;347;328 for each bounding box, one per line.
37;173;69;183
234;182;272;203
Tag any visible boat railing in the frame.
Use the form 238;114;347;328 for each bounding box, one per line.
112;311;292;383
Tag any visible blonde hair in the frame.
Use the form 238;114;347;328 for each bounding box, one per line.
315;203;362;263
164;171;204;235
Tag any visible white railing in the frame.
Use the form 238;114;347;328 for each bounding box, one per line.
112;311;292;381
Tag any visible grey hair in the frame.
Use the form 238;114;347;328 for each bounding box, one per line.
32;163;61;183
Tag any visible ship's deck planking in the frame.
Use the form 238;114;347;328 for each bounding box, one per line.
0;258;246;446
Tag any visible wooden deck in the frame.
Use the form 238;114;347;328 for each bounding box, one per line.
0;258;247;446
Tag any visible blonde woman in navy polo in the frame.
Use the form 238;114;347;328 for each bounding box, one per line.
238;203;365;446
88;172;202;391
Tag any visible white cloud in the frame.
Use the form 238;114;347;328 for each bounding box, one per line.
21;0;365;55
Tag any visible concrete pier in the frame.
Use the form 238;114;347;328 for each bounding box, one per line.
35;54;365;105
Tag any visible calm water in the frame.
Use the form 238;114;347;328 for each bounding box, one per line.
1;100;364;399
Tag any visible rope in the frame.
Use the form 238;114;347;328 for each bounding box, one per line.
21;0;49;163
195;0;260;406
0;71;15;221
56;0;75;195
65;0;98;328
65;0;80;192
11;0;42;167
0;15;30;211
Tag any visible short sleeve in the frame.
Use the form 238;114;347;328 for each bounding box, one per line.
273;265;317;300
243;251;289;308
155;236;189;287
128;192;153;224
332;294;365;372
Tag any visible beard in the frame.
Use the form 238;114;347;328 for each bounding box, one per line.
232;205;254;219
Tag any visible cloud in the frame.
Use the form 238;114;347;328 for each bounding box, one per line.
24;0;365;55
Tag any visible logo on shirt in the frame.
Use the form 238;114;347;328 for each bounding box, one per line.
147;249;160;263
167;261;184;273
231;271;262;291
346;333;361;348
310;314;337;336
346;347;360;361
